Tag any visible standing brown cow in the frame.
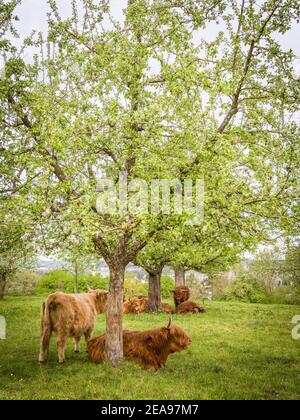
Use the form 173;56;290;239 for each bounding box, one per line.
39;289;108;364
172;286;190;308
88;316;191;371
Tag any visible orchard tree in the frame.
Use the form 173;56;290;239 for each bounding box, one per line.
136;221;251;311
135;229;181;312
0;0;219;365
1;0;299;366
0;1;35;299
0;198;35;299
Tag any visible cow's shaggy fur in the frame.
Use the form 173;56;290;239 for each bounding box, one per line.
88;321;191;371
123;296;174;314
39;290;108;363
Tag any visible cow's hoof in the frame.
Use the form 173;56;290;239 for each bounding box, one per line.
39;360;46;364
58;360;65;364
74;350;80;353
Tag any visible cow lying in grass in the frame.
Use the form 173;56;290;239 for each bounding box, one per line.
123;296;173;314
175;300;206;314
39;289;108;364
88;316;191;371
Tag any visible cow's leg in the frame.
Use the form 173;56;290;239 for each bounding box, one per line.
74;336;81;353
57;332;68;363
39;328;52;363
84;329;93;351
39;303;52;363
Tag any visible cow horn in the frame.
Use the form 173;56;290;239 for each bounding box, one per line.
166;314;172;330
87;284;93;292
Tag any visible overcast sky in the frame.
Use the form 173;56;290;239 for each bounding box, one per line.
14;0;300;69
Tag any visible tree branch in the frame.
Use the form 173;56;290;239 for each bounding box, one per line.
217;1;281;134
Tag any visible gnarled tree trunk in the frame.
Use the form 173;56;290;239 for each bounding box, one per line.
175;268;185;287
105;262;126;367
147;266;163;312
93;231;146;368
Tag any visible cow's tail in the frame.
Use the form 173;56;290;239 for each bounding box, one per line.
41;300;52;329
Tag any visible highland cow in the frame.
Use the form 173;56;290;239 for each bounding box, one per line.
123;296;148;314
175;300;206;314
123;296;174;314
88;316;191;371
172;286;190;308
39;289;108;364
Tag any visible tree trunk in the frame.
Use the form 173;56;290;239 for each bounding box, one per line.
105;263;126;367
147;268;162;312
0;274;6;300
175;268;185;287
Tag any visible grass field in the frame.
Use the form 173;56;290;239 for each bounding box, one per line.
0;296;299;400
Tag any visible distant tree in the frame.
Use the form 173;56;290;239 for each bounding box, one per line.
62;250;103;293
7;271;40;296
280;243;300;286
248;249;282;295
0;211;34;299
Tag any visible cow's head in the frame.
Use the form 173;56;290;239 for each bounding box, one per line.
88;289;108;314
165;315;192;353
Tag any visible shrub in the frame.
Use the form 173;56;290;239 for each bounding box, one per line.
161;276;174;299
36;270;72;294
124;274;147;299
7;271;41;296
36;270;109;294
220;279;266;303
265;286;300;305
219;276;300;306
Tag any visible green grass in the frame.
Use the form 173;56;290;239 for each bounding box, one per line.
0;296;299;400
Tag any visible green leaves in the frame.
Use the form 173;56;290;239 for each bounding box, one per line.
0;0;299;271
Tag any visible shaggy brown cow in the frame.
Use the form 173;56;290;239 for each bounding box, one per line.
123;296;148;314
39;289;108;364
175;300;205;314
123;297;174;314
173;286;190;308
88;316;191;371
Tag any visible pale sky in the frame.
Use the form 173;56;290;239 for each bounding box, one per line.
14;0;300;57
12;0;300;75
